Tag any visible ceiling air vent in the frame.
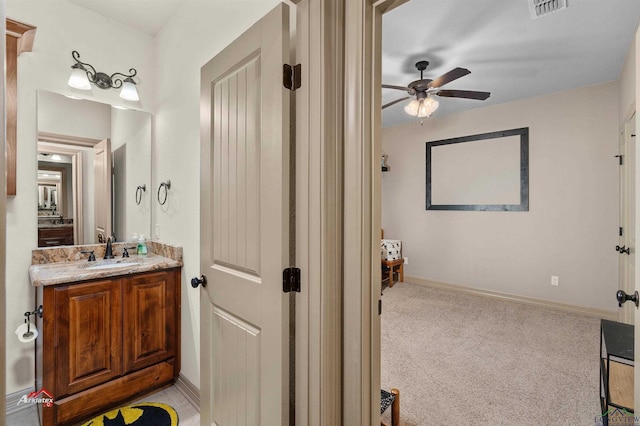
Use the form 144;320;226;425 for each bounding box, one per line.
529;0;567;19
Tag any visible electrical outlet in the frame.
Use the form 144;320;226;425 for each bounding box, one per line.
155;223;160;239
551;275;559;286
403;257;408;265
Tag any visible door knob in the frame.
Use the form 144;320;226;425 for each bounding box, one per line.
191;275;207;288
616;290;639;307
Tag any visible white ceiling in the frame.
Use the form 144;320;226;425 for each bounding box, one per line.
65;1;640;127
382;0;640;127
67;0;185;35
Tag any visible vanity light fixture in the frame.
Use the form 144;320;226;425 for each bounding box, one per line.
67;50;140;101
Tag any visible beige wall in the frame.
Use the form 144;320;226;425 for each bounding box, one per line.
382;82;620;312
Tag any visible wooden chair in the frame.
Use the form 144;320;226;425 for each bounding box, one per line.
381;388;400;426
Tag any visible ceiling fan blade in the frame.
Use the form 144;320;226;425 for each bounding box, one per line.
382;96;410;109
436;90;491;100
383;84;414;94
427;67;471;89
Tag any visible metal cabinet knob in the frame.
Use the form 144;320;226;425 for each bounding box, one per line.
191;275;207;288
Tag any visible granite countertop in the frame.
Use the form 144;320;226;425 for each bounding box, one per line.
29;253;182;287
29;241;183;287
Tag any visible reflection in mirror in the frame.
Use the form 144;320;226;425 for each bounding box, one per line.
36;90;152;247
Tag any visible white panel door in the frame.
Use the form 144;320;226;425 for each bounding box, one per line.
199;4;290;425
94;138;112;243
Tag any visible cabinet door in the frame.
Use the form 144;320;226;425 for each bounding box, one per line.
55;279;123;397
123;270;178;373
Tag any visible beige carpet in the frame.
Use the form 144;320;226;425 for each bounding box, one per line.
381;282;602;426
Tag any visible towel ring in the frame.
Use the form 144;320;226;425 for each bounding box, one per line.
135;184;146;205
158;180;171;206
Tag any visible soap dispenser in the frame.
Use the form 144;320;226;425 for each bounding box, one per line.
137;234;148;256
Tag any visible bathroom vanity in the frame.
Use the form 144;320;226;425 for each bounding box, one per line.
29;242;182;426
37;224;74;247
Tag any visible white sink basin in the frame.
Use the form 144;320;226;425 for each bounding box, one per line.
79;260;140;270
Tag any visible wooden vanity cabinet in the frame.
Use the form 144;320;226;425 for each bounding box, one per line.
36;268;180;426
38;226;75;247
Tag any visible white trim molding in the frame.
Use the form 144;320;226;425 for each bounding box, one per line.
405;275;618;321
6;386;35;416
174;374;199;411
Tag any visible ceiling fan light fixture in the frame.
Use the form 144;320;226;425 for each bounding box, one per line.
417;97;439;118
404;99;420;116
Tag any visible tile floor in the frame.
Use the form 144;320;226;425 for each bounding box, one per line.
5;385;199;425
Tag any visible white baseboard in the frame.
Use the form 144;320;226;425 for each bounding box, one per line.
175;373;199;411
6;386;34;416
404;275;619;321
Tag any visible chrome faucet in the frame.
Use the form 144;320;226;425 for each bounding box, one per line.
104;236;115;259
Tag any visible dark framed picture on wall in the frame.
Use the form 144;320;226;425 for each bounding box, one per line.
425;127;529;211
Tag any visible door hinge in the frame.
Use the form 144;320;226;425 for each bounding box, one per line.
283;64;301;91
615;155;624;165
378;299;382;315
283;267;301;293
620;227;624;236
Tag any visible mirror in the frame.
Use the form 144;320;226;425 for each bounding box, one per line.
37;90;152;246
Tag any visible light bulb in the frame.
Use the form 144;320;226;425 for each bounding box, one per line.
417;97;439;118
404;99;420;116
120;78;139;101
68;67;91;90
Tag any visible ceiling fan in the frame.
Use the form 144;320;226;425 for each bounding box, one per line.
383;60;490;118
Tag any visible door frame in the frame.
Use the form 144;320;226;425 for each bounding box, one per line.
293;0;409;423
293;0;408;422
37;140;88;245
620;106;636;324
